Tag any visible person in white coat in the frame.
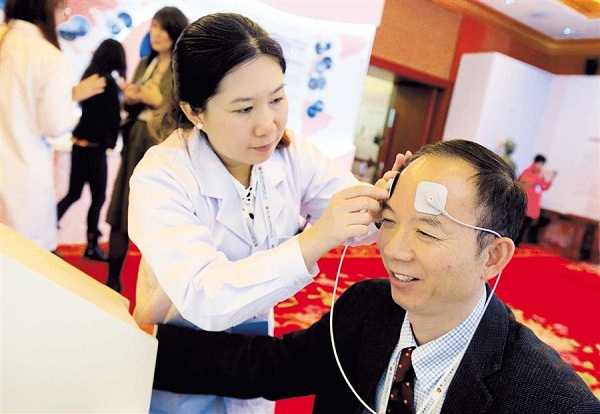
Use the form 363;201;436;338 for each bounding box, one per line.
129;13;406;414
0;0;106;252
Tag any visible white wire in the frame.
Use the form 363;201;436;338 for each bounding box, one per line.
441;211;502;238
329;243;378;414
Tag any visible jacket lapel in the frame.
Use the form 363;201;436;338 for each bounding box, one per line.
187;132;251;246
441;293;509;413
250;157;287;248
356;303;406;412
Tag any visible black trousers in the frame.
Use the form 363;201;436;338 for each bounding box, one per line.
57;145;107;235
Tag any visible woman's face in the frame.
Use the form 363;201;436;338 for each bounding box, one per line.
198;55;288;175
149;19;173;54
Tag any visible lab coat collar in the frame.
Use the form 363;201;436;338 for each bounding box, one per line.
187;130;287;249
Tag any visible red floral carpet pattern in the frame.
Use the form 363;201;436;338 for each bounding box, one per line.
56;242;600;412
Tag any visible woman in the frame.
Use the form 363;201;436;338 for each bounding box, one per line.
105;7;188;292
0;0;106;252
56;39;127;261
129;13;403;414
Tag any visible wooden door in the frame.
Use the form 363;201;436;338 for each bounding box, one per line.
380;81;440;175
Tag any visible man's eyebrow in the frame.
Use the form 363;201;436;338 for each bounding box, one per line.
415;216;443;227
229;84;285;105
381;200;392;212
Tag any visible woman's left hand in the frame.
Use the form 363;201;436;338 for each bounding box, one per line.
375;150;412;189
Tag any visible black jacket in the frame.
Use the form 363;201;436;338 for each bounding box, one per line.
72;72;120;149
154;280;600;413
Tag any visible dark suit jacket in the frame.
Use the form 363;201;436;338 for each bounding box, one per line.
153;280;599;413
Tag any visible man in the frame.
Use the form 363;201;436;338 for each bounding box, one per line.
142;140;598;413
515;154;556;246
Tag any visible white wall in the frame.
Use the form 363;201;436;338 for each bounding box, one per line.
443;52;600;221
444;52;552;173
535;75;600;220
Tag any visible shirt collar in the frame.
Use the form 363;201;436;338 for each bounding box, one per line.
408;287;487;389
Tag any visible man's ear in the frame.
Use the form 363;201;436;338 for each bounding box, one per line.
481;237;515;281
180;102;203;126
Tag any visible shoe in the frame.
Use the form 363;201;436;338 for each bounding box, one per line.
84;244;108;261
84;231;108;261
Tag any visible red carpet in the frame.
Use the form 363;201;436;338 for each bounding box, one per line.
56;242;600;412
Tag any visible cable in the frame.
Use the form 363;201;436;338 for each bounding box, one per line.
329;243;377;414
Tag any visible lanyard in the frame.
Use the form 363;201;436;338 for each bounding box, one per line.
417;286;496;414
415;348;464;414
240;165;277;252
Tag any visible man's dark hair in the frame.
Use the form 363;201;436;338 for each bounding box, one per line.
407;139;526;253
534;154;547;163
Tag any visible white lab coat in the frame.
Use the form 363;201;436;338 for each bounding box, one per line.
0;21;77;251
129;129;373;413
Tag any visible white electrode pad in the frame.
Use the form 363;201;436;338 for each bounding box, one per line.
415;181;448;215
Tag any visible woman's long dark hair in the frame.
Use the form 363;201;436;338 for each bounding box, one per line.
146;6;188;62
81;38;126;80
4;0;61;48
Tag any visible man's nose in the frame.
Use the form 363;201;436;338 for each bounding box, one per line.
382;227;415;262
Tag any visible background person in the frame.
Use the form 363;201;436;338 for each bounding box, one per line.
129;13;403;414
56;39;127;261
0;0;106;253
141;139;599;414
104;6;188;292
516;154;557;246
500;138;517;173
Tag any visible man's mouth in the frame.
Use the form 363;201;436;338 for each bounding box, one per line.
393;273;416;282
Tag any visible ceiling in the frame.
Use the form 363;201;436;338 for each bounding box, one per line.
477;0;600;40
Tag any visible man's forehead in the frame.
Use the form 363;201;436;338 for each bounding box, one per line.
389;156;476;208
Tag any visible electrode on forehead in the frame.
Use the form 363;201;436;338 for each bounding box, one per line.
415;181;448;215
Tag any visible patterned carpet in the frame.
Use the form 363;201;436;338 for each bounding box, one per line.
56;242;600;412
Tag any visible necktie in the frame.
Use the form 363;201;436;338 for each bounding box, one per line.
387;346;416;414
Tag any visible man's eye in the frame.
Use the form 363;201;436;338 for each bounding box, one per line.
416;229;436;239
375;218;394;230
272;96;284;104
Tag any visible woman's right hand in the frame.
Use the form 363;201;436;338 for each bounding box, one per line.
123;84;141;105
298;184;388;268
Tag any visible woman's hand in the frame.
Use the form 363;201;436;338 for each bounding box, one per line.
72;74;106;102
139;82;163;108
298;184;388;268
123;83;141;105
377;151;412;185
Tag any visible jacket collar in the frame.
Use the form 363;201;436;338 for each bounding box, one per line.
355;297;406;414
186;131;287;248
441;292;509;413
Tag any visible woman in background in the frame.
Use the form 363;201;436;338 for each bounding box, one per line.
0;0;106;252
129;13;403;414
57;39;127;261
105;7;188;292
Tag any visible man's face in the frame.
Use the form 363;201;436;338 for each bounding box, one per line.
377;155;489;322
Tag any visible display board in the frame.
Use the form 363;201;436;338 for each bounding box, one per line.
1;225;158;412
52;0;383;167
